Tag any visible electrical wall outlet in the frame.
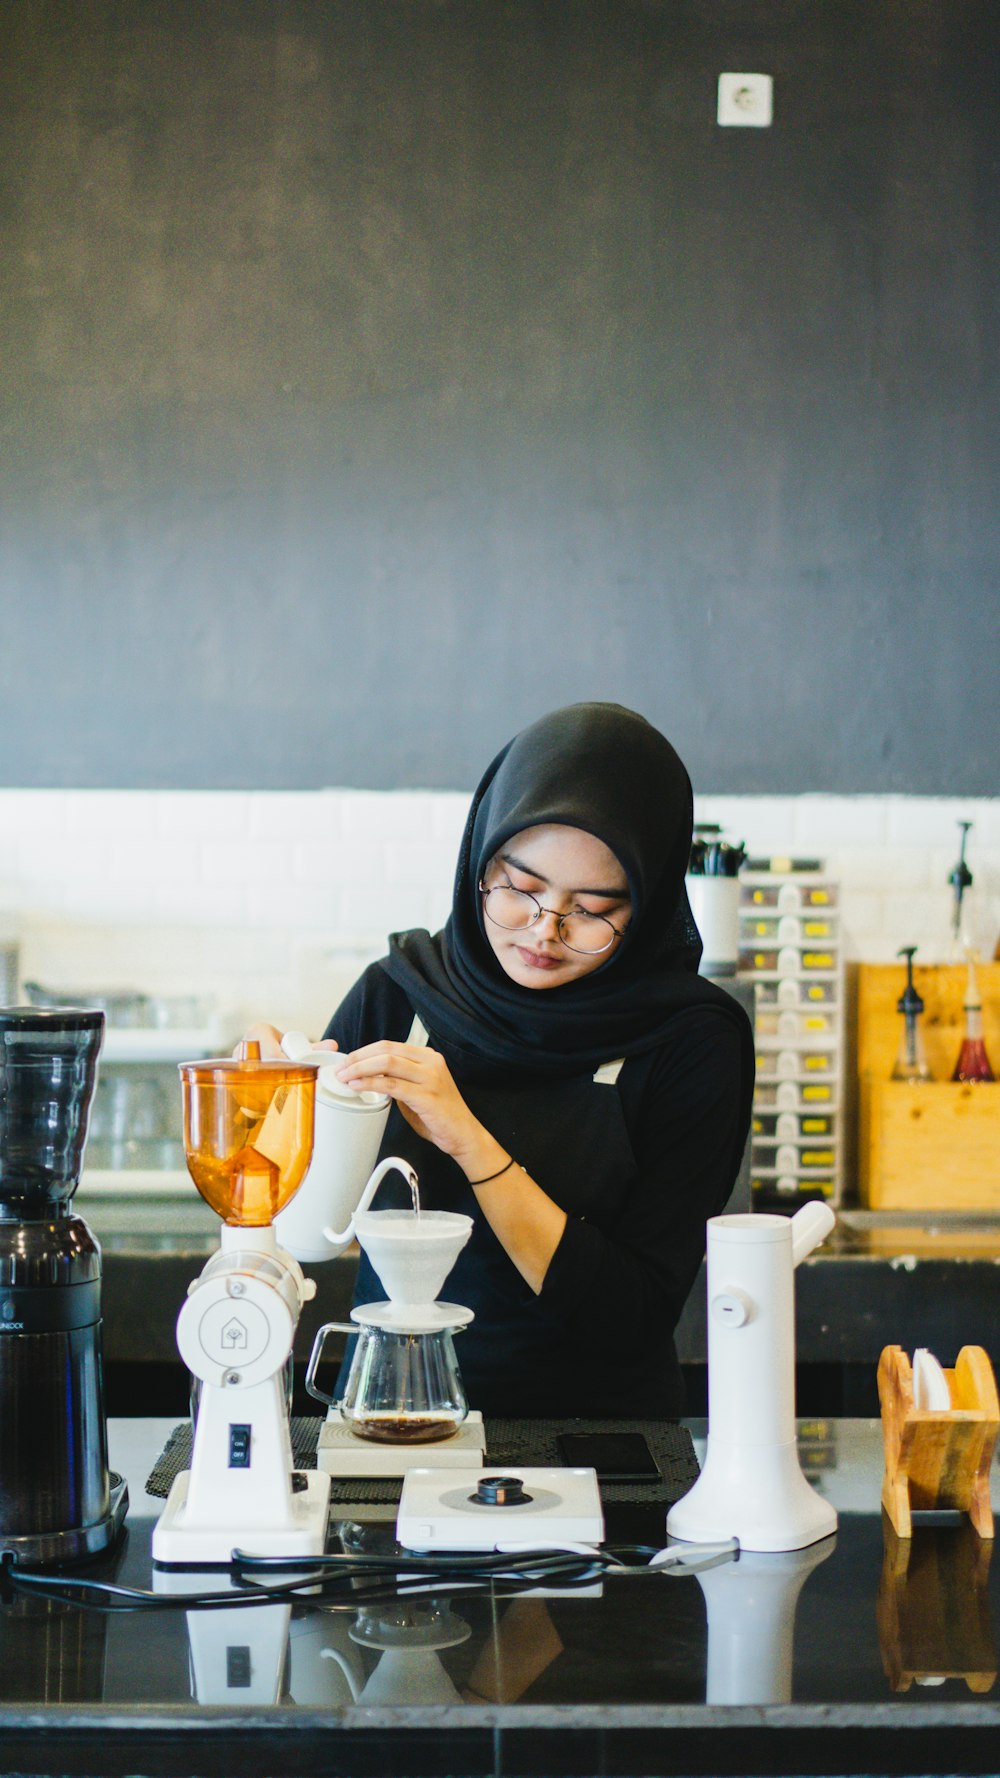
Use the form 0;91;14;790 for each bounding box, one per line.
717;72;773;128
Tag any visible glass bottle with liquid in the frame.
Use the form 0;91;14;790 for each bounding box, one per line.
952;950;995;1083
891;947;932;1083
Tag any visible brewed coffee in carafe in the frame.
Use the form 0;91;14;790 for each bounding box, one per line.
339;1321;469;1443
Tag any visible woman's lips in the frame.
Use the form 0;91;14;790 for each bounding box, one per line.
516;946;563;970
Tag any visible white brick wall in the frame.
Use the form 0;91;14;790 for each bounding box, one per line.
2;787;998;1037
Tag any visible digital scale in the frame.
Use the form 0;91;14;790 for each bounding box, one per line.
318;1407;486;1476
396;1466;605;1552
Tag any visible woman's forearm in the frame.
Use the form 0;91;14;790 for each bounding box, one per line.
454;1130;567;1294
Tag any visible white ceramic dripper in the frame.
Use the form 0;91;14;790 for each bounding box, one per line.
667;1202;838;1553
353;1209;474;1312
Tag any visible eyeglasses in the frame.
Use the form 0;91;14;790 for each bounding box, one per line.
479;883;626;955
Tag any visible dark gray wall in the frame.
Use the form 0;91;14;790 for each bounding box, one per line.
1;0;997;792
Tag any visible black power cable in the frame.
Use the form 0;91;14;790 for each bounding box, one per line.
2;1539;737;1615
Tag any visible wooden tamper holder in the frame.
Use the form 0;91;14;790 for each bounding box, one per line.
878;1344;1000;1540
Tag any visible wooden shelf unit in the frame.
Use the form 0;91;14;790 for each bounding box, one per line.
857;964;1000;1211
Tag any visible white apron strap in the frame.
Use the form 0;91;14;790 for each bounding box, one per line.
593;1058;624;1086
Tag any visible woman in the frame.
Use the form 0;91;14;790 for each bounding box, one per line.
263;703;754;1416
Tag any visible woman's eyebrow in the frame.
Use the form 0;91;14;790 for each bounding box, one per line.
499;851;629;899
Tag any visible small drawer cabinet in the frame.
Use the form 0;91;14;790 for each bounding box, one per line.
738;865;845;1208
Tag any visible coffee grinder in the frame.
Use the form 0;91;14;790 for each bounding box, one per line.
0;1007;128;1564
152;1041;331;1565
667;1203;838;1553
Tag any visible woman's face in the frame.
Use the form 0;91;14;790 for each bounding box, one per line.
479;824;632;991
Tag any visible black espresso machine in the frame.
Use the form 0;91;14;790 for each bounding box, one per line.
0;1007;128;1564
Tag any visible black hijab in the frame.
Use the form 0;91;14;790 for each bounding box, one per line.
385;702;754;1096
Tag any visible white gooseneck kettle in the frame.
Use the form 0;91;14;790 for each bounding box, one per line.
273;1030;397;1262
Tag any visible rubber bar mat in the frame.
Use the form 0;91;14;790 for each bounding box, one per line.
146;1416;699;1507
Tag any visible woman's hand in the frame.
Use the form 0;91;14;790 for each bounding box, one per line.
334;1042;485;1163
338;1040;567;1294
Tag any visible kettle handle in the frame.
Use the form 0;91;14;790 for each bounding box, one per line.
304;1322;356;1408
322;1155;420;1247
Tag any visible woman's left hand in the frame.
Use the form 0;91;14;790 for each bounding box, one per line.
334;1042;484;1162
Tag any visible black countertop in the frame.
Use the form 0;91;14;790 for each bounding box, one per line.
2;1417;1000;1776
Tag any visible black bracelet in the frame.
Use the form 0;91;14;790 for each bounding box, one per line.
468;1156;516;1186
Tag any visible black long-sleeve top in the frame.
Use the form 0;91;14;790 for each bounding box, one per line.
325;961;747;1417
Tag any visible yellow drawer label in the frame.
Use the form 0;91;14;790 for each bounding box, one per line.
802;1149;834;1166
804;921;832;937
804;1054;830;1070
802;1118;831;1134
803;953;834;969
803;1084;831;1101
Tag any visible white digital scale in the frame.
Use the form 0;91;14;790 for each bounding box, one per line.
317;1408;487;1476
396;1465;605;1552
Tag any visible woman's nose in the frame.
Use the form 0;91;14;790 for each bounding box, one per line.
532;903;565;938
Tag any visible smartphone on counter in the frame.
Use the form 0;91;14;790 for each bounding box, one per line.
556;1431;661;1484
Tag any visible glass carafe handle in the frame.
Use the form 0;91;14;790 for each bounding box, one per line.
304;1322;356;1408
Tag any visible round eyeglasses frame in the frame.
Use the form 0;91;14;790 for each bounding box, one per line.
478;881;626;955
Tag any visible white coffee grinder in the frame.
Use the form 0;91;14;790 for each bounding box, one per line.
152;1041;332;1565
667;1202;838;1553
